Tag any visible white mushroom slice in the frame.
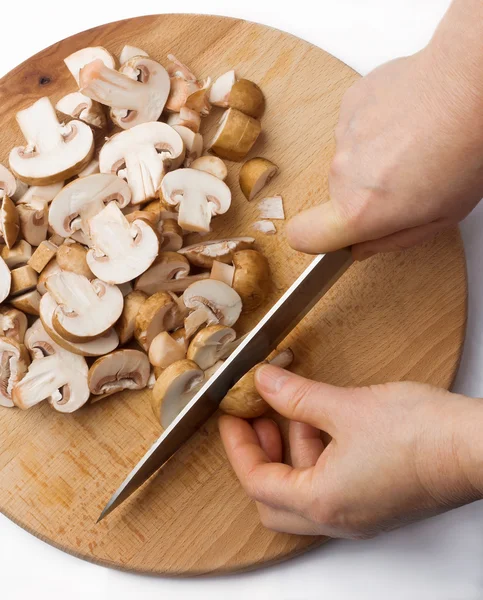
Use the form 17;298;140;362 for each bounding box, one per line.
9;97;94;185
166;54;198;81
0;195;19;248
183;280;242;327
10;290;41;316
88;349;150;397
99;123;184;205
64;46;116;86
140;273;210;295
257;196;285;220
0;164;18;200
187;325;236;370
39;292;119;357
209;70;236;107
135;251;190;296
161;168;231;233
0;337;30;408
191;156;228;180
56;92;107;130
80;57;170;129
184;306;215;338
148;330;187;369
86;202;159;284
171;126;203;167
1;240;32;269
151;359;204;428
78;159;100;178
135;291;183;350
37;259;62;295
45;270;123;343
15;182;64;206
210;260;235;287
166;108;201;133
178;237;255;268
252;220;276;235
120;45;149;65
49;174;131;239
204;359;225;380
17;199;48;246
0;307;28;343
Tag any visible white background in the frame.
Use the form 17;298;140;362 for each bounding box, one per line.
2;1;483;598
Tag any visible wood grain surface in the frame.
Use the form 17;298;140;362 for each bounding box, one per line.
0;14;467;575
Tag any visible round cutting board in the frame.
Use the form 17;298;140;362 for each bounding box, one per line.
0;14;467;575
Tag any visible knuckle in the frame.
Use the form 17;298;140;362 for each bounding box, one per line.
286;380;319;420
329;149;350;179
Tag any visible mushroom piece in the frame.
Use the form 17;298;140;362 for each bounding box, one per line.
88;349;150;398
49;173;131;239
228;80;265;119
0;164;20;201
178;237;255;268
165;54;209;114
125;210;160;227
10;265;38;297
39;292;119;357
239;158;279;201
208;70;236;107
120;45;149;64
80;57;170;129
161;168;231;233
158;218;183;251
10;290;41;316
0;307;28;343
210;260;235;287
56;92;107;130
9;97;94;185
148;330;188;369
27;240;58;273
0;337;30;408
135;251;190;296
184;306;214;338
208;108;261;162
78;159;100;178
116;290;147;345
171;126;203;167
45;270;124;343
15;182;64;207
1;240;32;269
141;273;210;295
56;242;94;279
257;196;285;220
37;259;62;295
16;200;48;247
99;122;184;205
232;250;271;312
252;220;276;235
191;156;228;180
118;281;133;297
151;359;205;428
166;108;201;133
13;320;89;413
187;325;236;370
64;46;116;85
86;202;159;284
0;195;19;248
220;348;294;418
134;291;183;350
183;280;242;327
204;359;225;380
0;257;11;303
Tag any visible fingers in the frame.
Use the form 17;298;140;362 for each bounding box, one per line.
289;421;324;468
256;503;323;535
252;418;283;463
219;415;312;513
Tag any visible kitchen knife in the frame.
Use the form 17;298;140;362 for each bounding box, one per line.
98;248;353;522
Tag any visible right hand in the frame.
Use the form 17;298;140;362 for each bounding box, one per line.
287;47;483;259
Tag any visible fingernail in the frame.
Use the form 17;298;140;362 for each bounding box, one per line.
256;364;288;394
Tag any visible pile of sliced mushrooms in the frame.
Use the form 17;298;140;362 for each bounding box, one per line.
0;45;292;428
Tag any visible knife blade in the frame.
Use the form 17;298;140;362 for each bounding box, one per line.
98;248;353;522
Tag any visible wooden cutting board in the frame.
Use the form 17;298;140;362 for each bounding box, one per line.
0;14;467;575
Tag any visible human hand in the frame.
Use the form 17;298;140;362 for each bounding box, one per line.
219;366;483;538
287;46;483;259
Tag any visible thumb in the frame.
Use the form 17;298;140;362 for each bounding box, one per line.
255;365;350;432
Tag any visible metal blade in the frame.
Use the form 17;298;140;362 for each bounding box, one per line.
98;249;353;521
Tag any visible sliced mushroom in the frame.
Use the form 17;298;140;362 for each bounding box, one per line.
99;122;184;204
9;97;94;185
125;210;160;227
13;319;89;413
10;265;37;297
45;270;123;343
257;196;285;220
56;242;94;279
0;164;20;201
184;306;214;338
49;173;131;239
120;45;148;64
56;92;107;130
220;348;294;418
0;257;11;303
166;108;201;133
239;158;278;201
210;260;235;287
135;251;190;296
191;156;228;180
171;125;203;167
178;237;255;268
1;240;32;269
64;46;116;85
165;54;205;113
135;291;183;350
232;250;271;312
27;240;58;273
148;330;188;369
10;290;41;316
159;218;183;251
0;195;19;248
88;349;150;398
183;279;242;327
209;108;261;162
204;359;225;380
209;70;236;107
78;159;100;178
228;79;265;119
80;57;170;129
17;199;48;246
116;290;147;345
39;292;119;357
187;325;236;370
86;202;159;284
151;359;204;428
0;337;30;408
0;307;28;343
140;272;210;295
252;220;276;235
37;259;62;295
161;168;231;233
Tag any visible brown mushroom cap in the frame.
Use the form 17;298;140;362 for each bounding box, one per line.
228;79;265;118
10;265;38;297
183;279;242;327
159;218;183;252
239;158;279;201
88;349;150;396
0;307;28;343
232;250;271;312
116;290;147;345
135;251;190;296
187;325;236;370
209;108;261;162
56;242;94;279
191;156;228;180
0;337;30;407
134;291;183;350
0;195;20;249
